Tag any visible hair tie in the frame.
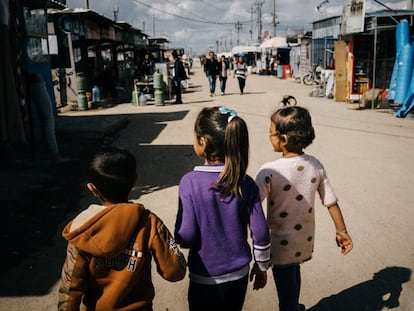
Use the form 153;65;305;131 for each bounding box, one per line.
219;106;238;123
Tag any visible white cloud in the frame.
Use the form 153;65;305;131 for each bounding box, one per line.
66;0;409;54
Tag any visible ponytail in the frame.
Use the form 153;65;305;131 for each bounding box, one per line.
195;106;250;198
216;116;249;197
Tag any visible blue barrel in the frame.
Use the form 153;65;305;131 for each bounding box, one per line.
388;21;411;101
92;85;100;102
394;43;414;105
277;65;283;78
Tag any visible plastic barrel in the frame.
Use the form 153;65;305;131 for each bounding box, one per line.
394;43;414;105
396;47;414;118
277;65;283;78
92;85;100;102
283;65;292;78
388;21;411;101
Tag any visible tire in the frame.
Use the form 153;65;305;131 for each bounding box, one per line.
302;74;314;85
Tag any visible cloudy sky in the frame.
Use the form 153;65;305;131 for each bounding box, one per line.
66;0;409;55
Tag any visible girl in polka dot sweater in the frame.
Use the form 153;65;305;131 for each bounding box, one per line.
255;106;353;311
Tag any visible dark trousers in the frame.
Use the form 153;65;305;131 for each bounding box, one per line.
188;275;248;311
174;79;182;103
272;265;301;311
237;77;246;94
219;76;227;93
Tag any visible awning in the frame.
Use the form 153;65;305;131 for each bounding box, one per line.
260;37;288;49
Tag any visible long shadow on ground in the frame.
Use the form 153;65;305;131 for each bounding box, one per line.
0;108;199;296
307;266;412;311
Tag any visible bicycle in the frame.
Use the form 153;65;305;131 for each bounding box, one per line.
302;64;323;85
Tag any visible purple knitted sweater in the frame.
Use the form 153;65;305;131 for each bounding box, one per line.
175;165;270;284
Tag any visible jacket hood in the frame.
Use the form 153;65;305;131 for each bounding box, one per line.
62;203;146;257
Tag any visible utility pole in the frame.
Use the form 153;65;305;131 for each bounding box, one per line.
408;0;413;9
84;0;89;9
113;5;119;22
153;14;155;37
235;20;242;45
248;5;254;44
255;1;264;44
272;0;277;37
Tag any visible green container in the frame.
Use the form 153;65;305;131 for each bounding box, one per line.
154;89;164;106
76;72;86;92
77;93;88;110
153;69;163;90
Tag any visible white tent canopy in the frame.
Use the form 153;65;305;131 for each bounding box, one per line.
260;37;288;49
231;45;261;56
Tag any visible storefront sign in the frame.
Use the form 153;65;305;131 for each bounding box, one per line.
341;0;366;34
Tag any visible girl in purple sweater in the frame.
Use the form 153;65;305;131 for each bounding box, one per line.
175;106;271;311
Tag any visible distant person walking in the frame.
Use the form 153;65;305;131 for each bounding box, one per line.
141;53;154;80
234;56;248;95
172;51;188;104
218;55;230;95
204;51;220;97
175;106;271;311
255;106;353;311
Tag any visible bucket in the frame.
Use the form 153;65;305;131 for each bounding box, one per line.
283;65;292;78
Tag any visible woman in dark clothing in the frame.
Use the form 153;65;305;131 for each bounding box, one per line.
172;51;187;104
218;55;230;95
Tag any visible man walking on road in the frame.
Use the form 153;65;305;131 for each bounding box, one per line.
204;51;220;97
172;51;187;104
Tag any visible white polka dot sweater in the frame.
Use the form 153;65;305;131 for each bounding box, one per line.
255;154;338;266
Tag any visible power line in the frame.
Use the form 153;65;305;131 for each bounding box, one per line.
165;0;211;23
198;0;247;21
133;0;249;25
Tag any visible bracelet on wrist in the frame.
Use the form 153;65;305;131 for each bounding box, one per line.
336;230;348;235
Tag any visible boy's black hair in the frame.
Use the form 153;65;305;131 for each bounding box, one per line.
87;147;136;203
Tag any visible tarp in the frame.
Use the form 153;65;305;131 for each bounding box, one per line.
260;37;288;49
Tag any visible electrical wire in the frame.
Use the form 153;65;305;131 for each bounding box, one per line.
165;0;213;22
133;0;249;25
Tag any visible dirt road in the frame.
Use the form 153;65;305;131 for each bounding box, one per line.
1;63;413;310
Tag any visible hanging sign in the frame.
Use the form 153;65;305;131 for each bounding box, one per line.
341;0;366;34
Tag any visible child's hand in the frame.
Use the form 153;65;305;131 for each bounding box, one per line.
249;263;267;290
336;231;353;255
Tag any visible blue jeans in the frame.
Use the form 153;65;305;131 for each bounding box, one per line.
272;265;301;311
208;75;216;94
219;76;227;93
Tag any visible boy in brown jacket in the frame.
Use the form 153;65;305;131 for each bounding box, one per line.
58;147;186;311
